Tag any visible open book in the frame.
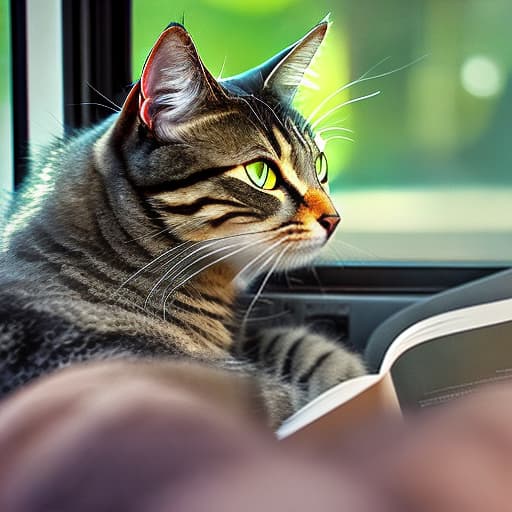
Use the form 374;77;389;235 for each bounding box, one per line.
277;269;512;441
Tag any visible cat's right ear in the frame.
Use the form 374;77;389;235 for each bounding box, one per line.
129;23;223;139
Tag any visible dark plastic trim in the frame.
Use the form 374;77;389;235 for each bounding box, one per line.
263;265;507;295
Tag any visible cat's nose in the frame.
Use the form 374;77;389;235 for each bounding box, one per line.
318;214;340;239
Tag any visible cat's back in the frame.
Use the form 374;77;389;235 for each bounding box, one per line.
0;117;151;392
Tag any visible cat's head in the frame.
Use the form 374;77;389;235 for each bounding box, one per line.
112;19;338;277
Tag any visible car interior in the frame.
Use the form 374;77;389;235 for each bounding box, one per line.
1;0;511;509
3;0;510;362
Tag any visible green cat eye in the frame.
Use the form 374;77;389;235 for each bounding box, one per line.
245;161;277;190
315;153;328;184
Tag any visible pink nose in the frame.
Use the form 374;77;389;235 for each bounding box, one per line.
318;215;340;239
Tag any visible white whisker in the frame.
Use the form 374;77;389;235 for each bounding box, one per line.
232;239;283;286
322;239;380;261
311;91;381;130
316;126;354;135
146;239;247;310
114;240;193;296
306;55;426;127
305;57;390;125
86;82;123;111
241;246;288;332
324;135;354;144
337;239;381;259
70;102;120;113
162;237;272;320
115;230;268;299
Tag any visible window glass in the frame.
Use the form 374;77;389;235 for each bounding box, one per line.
0;0;13;194
26;0;64;150
132;0;512;264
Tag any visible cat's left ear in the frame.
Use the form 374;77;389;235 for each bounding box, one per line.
223;18;329;105
122;23;224;138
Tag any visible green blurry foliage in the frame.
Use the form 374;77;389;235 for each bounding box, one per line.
132;0;512;190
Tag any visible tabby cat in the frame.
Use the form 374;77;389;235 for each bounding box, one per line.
0;20;364;426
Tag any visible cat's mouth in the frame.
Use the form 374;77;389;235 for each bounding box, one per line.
275;233;326;269
276;220;334;255
230;233;324;289
232;225;329;281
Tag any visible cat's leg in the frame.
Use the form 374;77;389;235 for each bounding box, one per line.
235;327;366;412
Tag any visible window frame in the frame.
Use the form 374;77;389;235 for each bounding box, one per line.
264;265;506;296
8;0;510;296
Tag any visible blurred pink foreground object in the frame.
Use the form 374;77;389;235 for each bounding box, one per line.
0;361;511;512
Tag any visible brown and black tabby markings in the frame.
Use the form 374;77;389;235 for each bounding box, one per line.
0;20;364;426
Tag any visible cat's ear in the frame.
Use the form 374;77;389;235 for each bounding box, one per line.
134;23;223;138
223;18;329;105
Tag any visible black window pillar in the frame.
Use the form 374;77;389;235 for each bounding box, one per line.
62;0;132;131
10;0;28;188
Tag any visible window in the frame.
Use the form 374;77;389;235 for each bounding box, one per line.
3;0;63;191
0;0;13;193
3;1;510;270
132;0;512;265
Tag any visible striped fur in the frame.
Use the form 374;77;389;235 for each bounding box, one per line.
0;21;364;426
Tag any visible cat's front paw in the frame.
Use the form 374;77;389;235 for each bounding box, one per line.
299;333;366;403
241;326;366;409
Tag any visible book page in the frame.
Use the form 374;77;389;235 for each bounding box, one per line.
380;297;512;373
391;320;512;409
277;373;399;440
278;297;512;439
